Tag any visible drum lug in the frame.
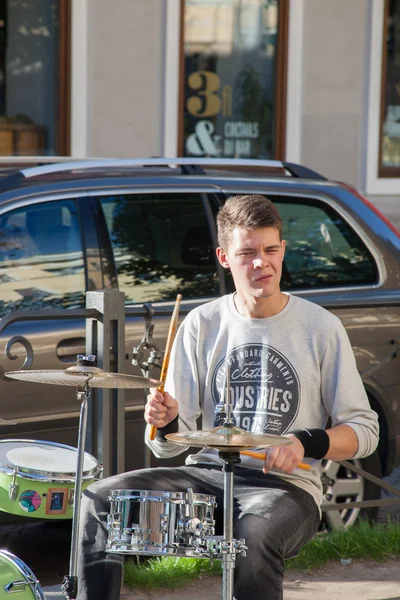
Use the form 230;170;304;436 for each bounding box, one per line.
192;536;247;559
4;576;36;593
160;513;169;534
107;512;121;529
8;469;19;501
179;516;202;536
130;527;152;536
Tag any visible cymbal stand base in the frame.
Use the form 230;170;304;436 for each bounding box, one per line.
62;384;90;599
219;451;242;600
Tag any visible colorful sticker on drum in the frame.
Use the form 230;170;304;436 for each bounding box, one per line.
19;490;42;513
45;488;67;515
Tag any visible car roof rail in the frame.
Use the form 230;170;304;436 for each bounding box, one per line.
180;164;206;175
16;157;285;178
0;157;327;187
282;162;327;180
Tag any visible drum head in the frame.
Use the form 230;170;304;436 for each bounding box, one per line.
0;439;98;476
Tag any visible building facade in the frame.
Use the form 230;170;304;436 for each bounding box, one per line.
0;0;398;225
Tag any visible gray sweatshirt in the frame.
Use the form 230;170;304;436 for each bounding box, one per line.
146;293;379;508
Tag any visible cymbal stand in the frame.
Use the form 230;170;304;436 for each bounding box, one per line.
217;365;244;600
61;381;90;600
219;449;241;600
191;403;245;600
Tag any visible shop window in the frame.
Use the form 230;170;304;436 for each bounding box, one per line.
380;0;400;173
180;0;288;160
0;0;70;157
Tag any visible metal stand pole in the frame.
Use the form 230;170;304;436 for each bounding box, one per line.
220;451;241;600
62;384;89;599
85;290;126;477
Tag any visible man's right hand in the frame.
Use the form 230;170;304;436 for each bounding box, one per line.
145;387;179;429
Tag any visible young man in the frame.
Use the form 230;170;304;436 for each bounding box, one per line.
77;194;379;600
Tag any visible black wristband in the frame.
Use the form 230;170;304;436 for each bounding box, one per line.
292;428;330;459
155;414;179;441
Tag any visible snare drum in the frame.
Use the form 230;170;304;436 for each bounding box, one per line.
107;489;216;557
0;439;101;519
0;550;45;599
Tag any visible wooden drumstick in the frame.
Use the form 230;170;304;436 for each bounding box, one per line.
240;449;311;471
148;294;182;441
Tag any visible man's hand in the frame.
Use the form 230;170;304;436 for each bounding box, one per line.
145;387;179;429
263;434;305;474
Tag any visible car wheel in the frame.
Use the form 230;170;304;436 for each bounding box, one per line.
319;451;381;531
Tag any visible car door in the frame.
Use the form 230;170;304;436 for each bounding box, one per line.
0;193;103;444
92;186;224;470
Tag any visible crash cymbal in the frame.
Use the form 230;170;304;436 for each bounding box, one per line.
6;366;161;389
165;424;292;450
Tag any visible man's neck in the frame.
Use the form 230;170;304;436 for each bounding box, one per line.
233;292;289;319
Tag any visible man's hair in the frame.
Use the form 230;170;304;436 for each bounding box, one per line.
216;194;283;250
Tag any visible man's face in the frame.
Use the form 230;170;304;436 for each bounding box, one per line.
217;226;286;300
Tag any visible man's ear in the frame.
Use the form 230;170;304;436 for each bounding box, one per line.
281;239;286;260
216;247;229;268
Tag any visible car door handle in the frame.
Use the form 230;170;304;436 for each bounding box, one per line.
56;338;86;362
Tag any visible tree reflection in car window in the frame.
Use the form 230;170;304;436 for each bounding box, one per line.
277;199;378;289
100;193;218;303
0;200;85;317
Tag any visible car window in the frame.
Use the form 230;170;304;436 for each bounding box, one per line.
0;199;85;316
99;193;219;303
276;199;378;289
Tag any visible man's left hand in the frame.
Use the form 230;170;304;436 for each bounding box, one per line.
262;434;305;474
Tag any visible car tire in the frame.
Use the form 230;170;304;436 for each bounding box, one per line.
319;451;381;531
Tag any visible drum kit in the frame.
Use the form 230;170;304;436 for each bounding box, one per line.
1;359;292;600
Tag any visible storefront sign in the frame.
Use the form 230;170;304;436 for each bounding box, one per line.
184;69;267;158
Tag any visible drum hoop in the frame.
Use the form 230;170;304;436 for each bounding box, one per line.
0;550;45;600
108;489;217;505
0;438;100;481
0;464;101;482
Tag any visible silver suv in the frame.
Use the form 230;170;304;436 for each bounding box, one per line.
0;158;399;530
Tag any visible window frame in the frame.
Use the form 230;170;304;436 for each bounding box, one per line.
58;0;72;156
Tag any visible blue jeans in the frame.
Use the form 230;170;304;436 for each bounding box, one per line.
76;465;320;600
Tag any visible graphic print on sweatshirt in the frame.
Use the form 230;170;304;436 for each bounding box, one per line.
211;344;300;435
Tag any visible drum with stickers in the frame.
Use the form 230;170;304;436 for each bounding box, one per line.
0;549;45;599
0;439;101;519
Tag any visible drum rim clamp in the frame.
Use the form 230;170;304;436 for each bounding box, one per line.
8;467;18;501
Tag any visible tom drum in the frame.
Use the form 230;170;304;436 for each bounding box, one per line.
0;439;101;519
107;489;217;557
